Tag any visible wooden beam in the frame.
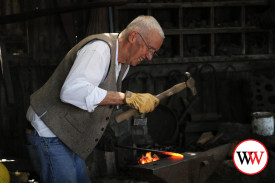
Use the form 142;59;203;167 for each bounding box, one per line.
0;0;127;25
0;44;15;104
116;1;268;9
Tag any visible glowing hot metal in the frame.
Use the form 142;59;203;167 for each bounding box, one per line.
161;152;184;157
116;145;184;164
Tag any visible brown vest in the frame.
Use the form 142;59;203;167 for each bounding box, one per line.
30;33;128;160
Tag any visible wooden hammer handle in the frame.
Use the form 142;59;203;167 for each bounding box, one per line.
115;82;187;123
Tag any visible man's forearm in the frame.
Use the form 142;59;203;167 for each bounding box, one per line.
99;91;125;105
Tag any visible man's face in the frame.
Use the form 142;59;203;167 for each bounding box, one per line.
129;30;163;66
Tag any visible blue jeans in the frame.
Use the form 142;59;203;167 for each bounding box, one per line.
26;130;90;183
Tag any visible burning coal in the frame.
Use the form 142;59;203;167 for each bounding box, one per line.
138;152;160;164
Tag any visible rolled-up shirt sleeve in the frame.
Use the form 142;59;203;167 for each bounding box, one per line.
60;40;110;112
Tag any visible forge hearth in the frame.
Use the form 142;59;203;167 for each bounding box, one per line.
125;144;231;183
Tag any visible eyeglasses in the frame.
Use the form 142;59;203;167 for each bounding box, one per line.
137;32;158;57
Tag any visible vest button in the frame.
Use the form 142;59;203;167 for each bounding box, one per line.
101;128;105;131
95;138;98;142
106;117;109;120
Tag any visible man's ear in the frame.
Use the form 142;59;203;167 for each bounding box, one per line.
128;30;137;43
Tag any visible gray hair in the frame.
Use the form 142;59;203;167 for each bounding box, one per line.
120;15;165;40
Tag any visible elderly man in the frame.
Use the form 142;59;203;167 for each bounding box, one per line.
26;15;164;183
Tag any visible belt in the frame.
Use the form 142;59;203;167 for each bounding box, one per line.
25;128;33;135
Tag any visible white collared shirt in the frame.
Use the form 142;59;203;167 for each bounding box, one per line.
26;39;129;137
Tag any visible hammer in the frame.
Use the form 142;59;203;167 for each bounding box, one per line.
115;72;197;123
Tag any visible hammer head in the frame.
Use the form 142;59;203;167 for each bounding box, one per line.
184;72;197;96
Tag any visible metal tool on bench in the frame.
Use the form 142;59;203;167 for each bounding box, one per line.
115;72;197;123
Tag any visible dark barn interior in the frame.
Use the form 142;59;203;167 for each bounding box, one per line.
1;0;275;183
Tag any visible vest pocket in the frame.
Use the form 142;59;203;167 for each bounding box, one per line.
64;112;86;133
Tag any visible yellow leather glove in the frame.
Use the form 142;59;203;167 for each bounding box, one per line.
125;91;159;113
